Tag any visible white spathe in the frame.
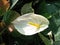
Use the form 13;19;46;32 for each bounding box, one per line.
12;13;49;35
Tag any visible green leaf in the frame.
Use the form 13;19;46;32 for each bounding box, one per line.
2;10;20;25
49;9;60;41
10;0;18;9
36;1;60;42
53;41;60;45
34;1;52;19
38;33;51;45
45;12;60;43
21;2;34;15
49;10;60;42
35;1;59;19
55;27;60;41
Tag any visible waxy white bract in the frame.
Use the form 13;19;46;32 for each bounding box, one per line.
12;13;49;35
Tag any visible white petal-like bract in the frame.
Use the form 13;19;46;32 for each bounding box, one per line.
12;13;49;35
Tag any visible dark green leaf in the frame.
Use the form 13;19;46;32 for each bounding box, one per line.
21;2;34;15
2;10;20;25
53;41;60;45
35;1;60;42
38;33;51;45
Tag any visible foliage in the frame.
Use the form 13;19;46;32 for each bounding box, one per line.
0;0;60;45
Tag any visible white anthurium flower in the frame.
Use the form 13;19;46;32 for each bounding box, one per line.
12;13;49;35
